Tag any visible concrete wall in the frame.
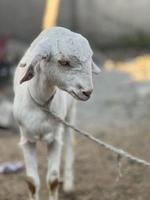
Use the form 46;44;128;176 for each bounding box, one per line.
0;0;150;46
0;0;72;42
0;0;45;42
75;0;150;46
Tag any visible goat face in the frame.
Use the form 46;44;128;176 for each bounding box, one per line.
20;27;101;101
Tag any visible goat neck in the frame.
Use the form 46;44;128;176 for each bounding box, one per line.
28;72;56;107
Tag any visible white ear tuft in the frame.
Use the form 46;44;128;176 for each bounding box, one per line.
92;61;101;74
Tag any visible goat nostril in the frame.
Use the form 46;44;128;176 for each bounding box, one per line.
82;90;92;97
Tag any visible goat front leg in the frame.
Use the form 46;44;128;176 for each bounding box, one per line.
46;134;63;200
63;105;76;193
63;130;75;193
21;141;40;200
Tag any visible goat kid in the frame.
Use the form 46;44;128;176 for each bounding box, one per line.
13;27;100;200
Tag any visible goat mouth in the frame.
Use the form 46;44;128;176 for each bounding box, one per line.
71;91;89;101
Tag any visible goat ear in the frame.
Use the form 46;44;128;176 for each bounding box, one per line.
92;61;101;74
19;40;52;84
19;54;51;84
20;64;34;84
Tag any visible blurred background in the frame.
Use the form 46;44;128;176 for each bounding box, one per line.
1;0;150;200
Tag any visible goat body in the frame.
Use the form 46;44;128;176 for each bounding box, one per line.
13;27;100;200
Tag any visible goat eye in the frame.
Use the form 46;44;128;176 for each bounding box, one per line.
58;60;70;66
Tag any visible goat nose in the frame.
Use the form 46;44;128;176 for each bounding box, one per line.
82;89;93;98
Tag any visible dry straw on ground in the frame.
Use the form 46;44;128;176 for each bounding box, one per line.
105;55;150;81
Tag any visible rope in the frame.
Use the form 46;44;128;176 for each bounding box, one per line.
44;109;150;167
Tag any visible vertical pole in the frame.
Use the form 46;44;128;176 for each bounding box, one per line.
42;0;60;29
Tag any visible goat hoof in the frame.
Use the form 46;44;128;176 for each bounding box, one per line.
63;182;75;194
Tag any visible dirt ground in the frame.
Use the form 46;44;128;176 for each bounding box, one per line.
0;130;150;200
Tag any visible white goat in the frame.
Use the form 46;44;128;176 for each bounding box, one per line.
13;27;100;200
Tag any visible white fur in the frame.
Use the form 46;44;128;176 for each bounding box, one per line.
13;27;100;200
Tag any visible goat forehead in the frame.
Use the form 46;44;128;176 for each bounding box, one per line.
56;37;93;62
41;27;93;62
